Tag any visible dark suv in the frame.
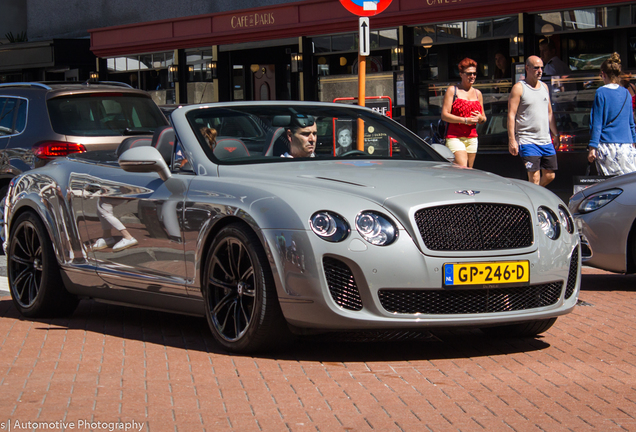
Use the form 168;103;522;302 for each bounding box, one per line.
0;82;168;199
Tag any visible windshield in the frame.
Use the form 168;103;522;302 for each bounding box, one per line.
48;94;168;136
186;104;445;164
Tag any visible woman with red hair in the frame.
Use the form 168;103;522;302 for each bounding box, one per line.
441;58;487;167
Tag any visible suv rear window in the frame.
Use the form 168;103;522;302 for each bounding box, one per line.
47;94;166;136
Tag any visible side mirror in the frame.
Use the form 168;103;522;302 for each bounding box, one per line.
431;143;455;163
118;146;172;181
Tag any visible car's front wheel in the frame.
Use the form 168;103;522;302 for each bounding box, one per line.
203;223;291;353
8;211;78;317
481;318;557;338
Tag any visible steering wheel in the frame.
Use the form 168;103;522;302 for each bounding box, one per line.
340;150;367;157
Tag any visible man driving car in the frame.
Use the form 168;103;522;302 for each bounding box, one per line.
283;114;317;158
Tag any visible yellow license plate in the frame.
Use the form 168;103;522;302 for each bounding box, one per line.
443;261;530;286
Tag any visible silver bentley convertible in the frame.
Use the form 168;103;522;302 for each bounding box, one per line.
3;102;581;353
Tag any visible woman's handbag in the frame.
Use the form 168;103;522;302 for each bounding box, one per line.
431;86;457;144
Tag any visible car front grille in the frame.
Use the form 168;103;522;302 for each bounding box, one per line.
414;204;533;251
323;257;363;311
565;246;579;300
378;282;563;314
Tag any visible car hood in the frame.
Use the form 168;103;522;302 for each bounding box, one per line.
219;159;539;211
569;171;636;213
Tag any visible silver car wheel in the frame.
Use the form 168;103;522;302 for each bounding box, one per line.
8;212;78;317
203;224;291;353
10;219;43;308
208;236;256;342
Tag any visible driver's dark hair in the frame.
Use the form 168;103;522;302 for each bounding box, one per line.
288;114;315;134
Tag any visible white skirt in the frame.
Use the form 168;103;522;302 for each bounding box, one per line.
595;143;636;176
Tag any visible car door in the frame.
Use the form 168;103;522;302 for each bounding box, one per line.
77;165;192;295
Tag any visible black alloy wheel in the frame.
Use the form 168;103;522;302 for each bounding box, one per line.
203;223;290;353
8;211;78;317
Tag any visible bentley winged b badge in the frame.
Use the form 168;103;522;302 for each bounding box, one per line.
455;190;480;196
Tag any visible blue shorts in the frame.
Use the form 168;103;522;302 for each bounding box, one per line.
519;142;556;157
519;142;558;172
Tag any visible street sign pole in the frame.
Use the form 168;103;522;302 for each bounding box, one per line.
357;17;369;151
339;0;393;151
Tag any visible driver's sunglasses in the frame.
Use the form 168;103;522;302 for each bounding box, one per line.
533;66;544;70
464;72;477;76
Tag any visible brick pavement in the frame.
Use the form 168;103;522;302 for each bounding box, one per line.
0;268;635;432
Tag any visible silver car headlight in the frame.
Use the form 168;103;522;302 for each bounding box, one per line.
355;211;398;246
538;206;560;240
578;188;622;213
309;211;350;242
558;205;574;234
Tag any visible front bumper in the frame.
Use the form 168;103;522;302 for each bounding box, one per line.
264;228;581;330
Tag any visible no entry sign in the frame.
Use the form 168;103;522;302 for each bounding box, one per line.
339;0;392;17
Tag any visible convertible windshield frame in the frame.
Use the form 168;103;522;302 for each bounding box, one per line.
185;103;446;165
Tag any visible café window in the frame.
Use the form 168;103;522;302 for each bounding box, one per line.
414;16;518;45
185;48;214;82
106;52;174;72
311;29;397;54
535;5;635;34
310;29;398;76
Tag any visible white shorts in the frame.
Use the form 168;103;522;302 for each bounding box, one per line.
595;143;636;176
446;137;478;154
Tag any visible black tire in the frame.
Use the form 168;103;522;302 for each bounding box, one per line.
8;211;78;317
481;318;557;338
203;224;291;353
0;185;8;251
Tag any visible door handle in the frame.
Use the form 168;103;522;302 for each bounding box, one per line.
84;183;102;193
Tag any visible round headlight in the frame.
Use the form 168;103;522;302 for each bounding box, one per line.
537;206;560;240
355;211;398;246
309;211;349;242
578;188;622;214
558;205;574;234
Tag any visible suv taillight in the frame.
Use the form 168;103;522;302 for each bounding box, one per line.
33;141;87;159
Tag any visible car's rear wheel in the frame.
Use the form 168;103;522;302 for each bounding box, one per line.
8;211;78;317
203;224;291;353
481;318;557;338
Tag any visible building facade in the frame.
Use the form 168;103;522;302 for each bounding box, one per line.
4;0;636;198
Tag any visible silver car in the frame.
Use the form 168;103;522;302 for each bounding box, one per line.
3;102;581;353
569;171;636;274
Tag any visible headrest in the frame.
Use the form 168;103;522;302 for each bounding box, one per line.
116;136;152;157
263;127;285;156
213;138;250;160
152;126;175;164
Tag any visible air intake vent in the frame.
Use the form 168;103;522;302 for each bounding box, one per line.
379;282;563;314
565;246;579;299
323;257;363;311
414;204;533;251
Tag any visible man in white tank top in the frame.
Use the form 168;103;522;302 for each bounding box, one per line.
507;56;560;187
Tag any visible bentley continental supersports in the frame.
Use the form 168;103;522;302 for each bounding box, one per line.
3;102;580;353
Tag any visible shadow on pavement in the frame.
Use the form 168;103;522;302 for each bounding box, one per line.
580;273;636;292
0;296;551;361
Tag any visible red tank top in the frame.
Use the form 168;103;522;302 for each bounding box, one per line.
446;98;482;139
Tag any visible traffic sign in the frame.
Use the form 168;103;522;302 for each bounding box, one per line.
339;0;392;17
359;17;370;56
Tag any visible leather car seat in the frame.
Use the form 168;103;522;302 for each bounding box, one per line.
115;136;153;157
214;138;250;160
152;126;176;165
